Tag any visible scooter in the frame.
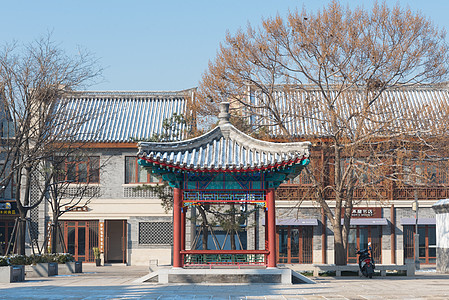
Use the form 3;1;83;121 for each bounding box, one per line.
357;242;375;278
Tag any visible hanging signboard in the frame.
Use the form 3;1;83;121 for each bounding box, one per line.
46;221;52;250
0;201;18;216
64;206;88;212
350;207;381;218
99;221;104;252
341;207;382;218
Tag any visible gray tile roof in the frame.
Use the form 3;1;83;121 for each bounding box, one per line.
138;103;311;172
246;85;449;137
56;90;193;143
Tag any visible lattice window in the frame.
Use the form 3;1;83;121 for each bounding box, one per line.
29;173;41;240
139;222;172;245
63;186;101;198
124;186;168;198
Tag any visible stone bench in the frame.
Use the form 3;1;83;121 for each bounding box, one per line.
375;264;415;277
312;263;415;277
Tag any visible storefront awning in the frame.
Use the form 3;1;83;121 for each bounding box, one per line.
400;218;436;225
341;218;388;225
262;218;318;226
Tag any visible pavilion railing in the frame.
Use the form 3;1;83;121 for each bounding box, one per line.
181;250;269;267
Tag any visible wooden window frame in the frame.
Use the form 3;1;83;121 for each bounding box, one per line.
403;225;436;264
125;156;161;184
60;156;100;184
61;220;99;262
276;225;313;264
347;225;382;264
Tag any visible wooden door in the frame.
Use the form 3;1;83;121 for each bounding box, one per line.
105;220;127;263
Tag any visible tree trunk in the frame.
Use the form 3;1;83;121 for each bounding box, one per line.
333;221;347;265
16;217;26;255
50;211;61;253
230;204;236;250
50;223;57;253
15;166;32;255
197;206;209;250
201;223;208;250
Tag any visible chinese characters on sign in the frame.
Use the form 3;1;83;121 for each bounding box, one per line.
351;207;381;218
46;222;52;249
99;222;104;252
0;202;17;215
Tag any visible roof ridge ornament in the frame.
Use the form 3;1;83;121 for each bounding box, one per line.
218;102;230;125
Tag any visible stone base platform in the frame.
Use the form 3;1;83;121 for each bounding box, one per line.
137;267;315;285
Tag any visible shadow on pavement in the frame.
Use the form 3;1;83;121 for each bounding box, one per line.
0;282;329;299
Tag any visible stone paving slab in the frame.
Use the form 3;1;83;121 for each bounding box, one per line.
0;265;448;299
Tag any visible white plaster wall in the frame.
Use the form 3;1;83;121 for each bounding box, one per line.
57;198;169;220
436;213;449;249
128;248;172;266
396;250;404;265
382;252;391;265
326;250;334;264
313;250;322;264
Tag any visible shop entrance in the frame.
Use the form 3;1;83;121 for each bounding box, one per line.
276;226;313;264
0;219;15;255
105;220;127;263
404;225;436;264
347;225;382;264
58;220;99;262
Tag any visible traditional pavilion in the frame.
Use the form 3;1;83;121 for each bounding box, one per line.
137;102;311;268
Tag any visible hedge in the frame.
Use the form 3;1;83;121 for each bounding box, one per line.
0;253;75;266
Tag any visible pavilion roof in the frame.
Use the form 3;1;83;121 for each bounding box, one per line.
137;103;310;172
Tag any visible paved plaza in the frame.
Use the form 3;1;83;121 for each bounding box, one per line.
1;264;449;299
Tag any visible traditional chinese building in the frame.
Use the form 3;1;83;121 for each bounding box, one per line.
246;85;447;266
137;102;311;267
1;85;446;267
1;90;194;264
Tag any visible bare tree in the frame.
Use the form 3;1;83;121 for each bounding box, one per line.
0;35;102;254
197;1;449;264
38;152;109;254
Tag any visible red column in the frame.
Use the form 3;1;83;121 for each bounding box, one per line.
181;207;187;251
266;188;277;268
173;187;182;268
264;210;268;250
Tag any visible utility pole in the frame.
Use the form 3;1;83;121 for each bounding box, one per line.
413;190;420;270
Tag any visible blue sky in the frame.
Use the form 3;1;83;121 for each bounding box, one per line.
2;0;448;91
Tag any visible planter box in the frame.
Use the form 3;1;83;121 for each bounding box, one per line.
58;261;82;275
0;265;25;283
25;262;58;278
